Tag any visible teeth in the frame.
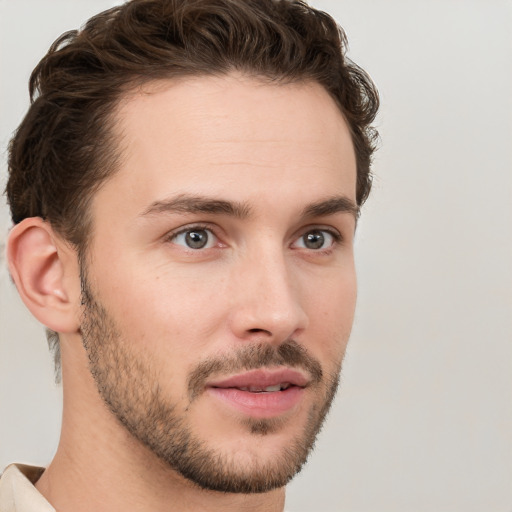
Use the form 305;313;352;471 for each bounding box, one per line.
237;383;291;393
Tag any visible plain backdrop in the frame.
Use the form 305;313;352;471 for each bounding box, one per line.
1;1;511;511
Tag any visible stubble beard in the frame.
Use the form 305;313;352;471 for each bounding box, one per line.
79;271;343;493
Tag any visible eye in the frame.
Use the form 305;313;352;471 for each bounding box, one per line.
170;227;217;249
292;229;338;250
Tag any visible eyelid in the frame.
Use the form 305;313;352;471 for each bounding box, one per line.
297;225;342;241
164;222;343;250
291;226;343;250
165;223;221;248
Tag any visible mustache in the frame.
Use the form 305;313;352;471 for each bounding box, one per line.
187;340;323;401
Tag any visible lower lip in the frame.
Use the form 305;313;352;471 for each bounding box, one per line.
207;386;304;418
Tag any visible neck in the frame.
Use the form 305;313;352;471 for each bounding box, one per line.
35;342;285;512
36;457;285;512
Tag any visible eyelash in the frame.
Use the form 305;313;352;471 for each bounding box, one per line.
166;223;217;243
293;227;343;252
165;224;343;251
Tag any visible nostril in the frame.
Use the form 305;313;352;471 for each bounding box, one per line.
247;328;272;335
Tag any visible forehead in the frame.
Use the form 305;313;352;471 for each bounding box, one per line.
93;74;356;221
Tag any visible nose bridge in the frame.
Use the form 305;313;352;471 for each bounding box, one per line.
228;239;308;341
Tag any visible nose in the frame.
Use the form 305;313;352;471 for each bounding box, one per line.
227;248;309;343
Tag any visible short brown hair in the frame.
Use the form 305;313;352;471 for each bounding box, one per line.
5;0;379;377
6;0;379;246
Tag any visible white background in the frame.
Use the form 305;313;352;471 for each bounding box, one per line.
1;1;511;511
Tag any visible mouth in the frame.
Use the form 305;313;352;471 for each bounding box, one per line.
233;383;293;393
205;368;309;418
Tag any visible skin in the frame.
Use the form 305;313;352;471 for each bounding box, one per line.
14;74;358;512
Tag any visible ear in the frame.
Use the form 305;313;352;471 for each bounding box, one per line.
7;218;81;334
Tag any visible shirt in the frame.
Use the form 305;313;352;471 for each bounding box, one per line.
0;463;294;511
0;465;54;512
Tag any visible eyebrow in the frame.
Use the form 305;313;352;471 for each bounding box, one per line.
140;194;252;219
140;193;359;221
301;196;360;220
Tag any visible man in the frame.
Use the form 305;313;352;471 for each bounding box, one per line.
0;0;378;510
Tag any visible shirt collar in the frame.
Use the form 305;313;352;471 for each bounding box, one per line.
0;464;55;512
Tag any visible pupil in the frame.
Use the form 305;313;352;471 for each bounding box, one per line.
185;230;208;249
305;231;324;249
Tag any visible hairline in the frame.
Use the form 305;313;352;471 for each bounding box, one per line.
74;71;356;253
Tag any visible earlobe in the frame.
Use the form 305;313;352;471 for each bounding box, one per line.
7;218;80;334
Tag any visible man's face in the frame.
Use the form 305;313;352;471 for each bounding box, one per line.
80;74;358;492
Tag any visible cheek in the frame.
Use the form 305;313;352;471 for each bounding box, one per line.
307;263;357;315
304;269;357;357
94;258;230;355
89;267;230;400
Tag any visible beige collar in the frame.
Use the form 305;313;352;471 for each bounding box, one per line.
0;464;54;512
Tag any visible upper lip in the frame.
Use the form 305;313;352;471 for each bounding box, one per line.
206;368;310;389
